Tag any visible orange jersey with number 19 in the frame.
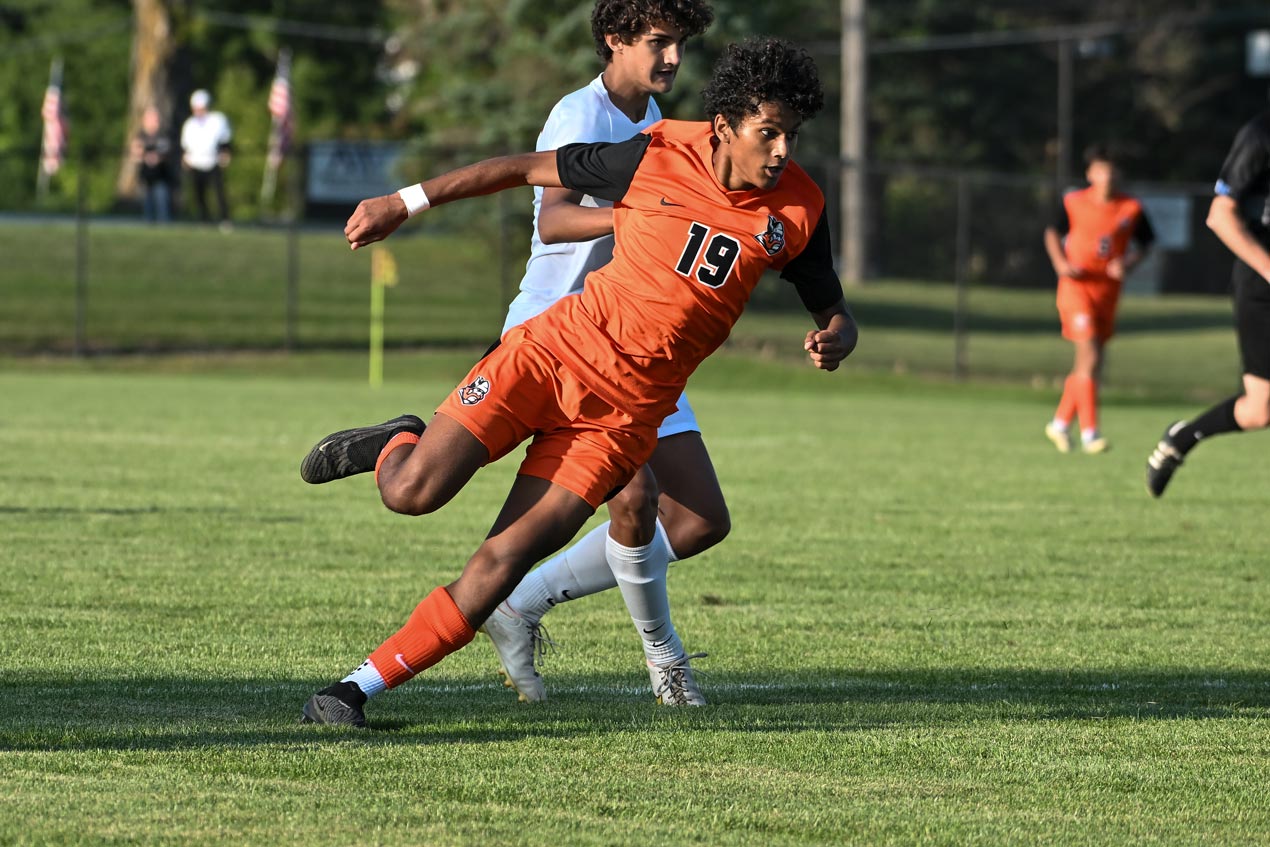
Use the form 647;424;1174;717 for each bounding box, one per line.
523;119;839;426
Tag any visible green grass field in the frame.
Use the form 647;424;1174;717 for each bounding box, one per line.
2;348;1268;845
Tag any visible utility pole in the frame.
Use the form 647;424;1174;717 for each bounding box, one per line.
1055;37;1073;197
840;0;868;285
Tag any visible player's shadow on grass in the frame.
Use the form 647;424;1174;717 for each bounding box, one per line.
2;668;1266;752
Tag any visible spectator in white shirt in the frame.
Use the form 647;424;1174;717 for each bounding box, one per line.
180;89;232;226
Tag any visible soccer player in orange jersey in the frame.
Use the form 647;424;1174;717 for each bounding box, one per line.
297;38;857;728
1043;145;1155;455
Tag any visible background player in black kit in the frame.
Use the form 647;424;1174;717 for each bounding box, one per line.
1146;110;1270;496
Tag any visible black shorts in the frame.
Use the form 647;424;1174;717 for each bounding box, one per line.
1233;260;1270;379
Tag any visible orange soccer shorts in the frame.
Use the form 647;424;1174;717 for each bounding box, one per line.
1056;276;1121;343
436;325;658;509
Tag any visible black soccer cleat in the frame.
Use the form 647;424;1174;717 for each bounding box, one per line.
301;681;368;727
300;414;425;484
1146;421;1185;498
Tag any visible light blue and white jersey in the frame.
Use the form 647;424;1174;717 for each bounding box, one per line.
501;74;662;334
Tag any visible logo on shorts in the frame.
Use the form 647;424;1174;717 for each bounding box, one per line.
754;214;786;256
458;375;491;406
1074;313;1091;330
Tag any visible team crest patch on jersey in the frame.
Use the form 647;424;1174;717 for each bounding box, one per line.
754;215;786;256
457;376;491;406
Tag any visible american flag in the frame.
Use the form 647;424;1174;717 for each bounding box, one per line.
40;60;68;176
267;48;293;162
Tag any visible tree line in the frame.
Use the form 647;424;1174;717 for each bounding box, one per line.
2;1;1267;216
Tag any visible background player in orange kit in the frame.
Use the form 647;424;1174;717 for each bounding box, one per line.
296;38;857;727
1043;144;1155;454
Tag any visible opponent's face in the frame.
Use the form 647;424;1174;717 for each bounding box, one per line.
1086;159;1118;196
607;23;689;95
713;101;802;192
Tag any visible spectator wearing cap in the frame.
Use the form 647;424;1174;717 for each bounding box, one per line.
181;89;232;227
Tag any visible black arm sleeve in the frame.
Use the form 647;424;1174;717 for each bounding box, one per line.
1052;203;1070;235
1132;210;1156;249
1216;113;1270;200
780;213;845;312
555;134;653;204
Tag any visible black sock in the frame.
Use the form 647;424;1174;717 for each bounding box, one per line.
1171;395;1242;454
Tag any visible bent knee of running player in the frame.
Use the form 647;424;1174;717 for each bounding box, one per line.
378;418;489;516
607;465;661;547
658;497;731;560
647;432;731;559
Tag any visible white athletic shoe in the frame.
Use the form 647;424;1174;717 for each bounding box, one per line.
1045;422;1072;454
647;652;708;706
480;605;552;703
1082;435;1110;454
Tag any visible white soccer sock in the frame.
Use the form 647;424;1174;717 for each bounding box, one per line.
1082;427;1100;443
1050;418;1069;432
655;517;680;563
606;529;684;666
342;659;387;699
505;522;617;623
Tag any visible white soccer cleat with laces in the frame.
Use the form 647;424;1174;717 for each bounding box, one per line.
480;604;552;703
647;652;708;706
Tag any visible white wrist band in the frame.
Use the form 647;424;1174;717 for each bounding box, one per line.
398;184;430;217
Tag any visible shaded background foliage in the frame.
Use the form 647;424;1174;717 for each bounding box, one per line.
5;2;1270;204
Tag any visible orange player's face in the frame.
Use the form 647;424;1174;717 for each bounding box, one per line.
1086;159;1119;197
607;24;689;96
712;101;802;192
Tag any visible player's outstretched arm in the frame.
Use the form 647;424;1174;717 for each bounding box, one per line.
1207;195;1270;284
538;188;615;244
803;297;858;372
345;152;563;250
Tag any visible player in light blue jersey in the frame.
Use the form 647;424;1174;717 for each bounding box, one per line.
481;0;722;706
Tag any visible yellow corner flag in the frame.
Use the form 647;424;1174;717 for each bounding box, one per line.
369;245;399;388
372;245;399;288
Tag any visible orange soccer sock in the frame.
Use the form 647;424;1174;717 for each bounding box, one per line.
1073;375;1099;434
374;431;421;487
367;586;476;690
1054;375;1080;426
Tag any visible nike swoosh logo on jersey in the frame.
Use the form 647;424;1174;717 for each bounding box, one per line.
659;197;683;207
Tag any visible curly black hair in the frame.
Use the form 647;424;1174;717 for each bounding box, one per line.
701;38;825;129
591;0;714;63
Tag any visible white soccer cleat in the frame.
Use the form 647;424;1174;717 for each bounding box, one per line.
480;604;551;703
647;652;708;706
1082;435;1110;454
1044;422;1072;454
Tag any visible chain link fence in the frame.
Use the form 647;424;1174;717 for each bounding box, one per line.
1;145;1239;370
